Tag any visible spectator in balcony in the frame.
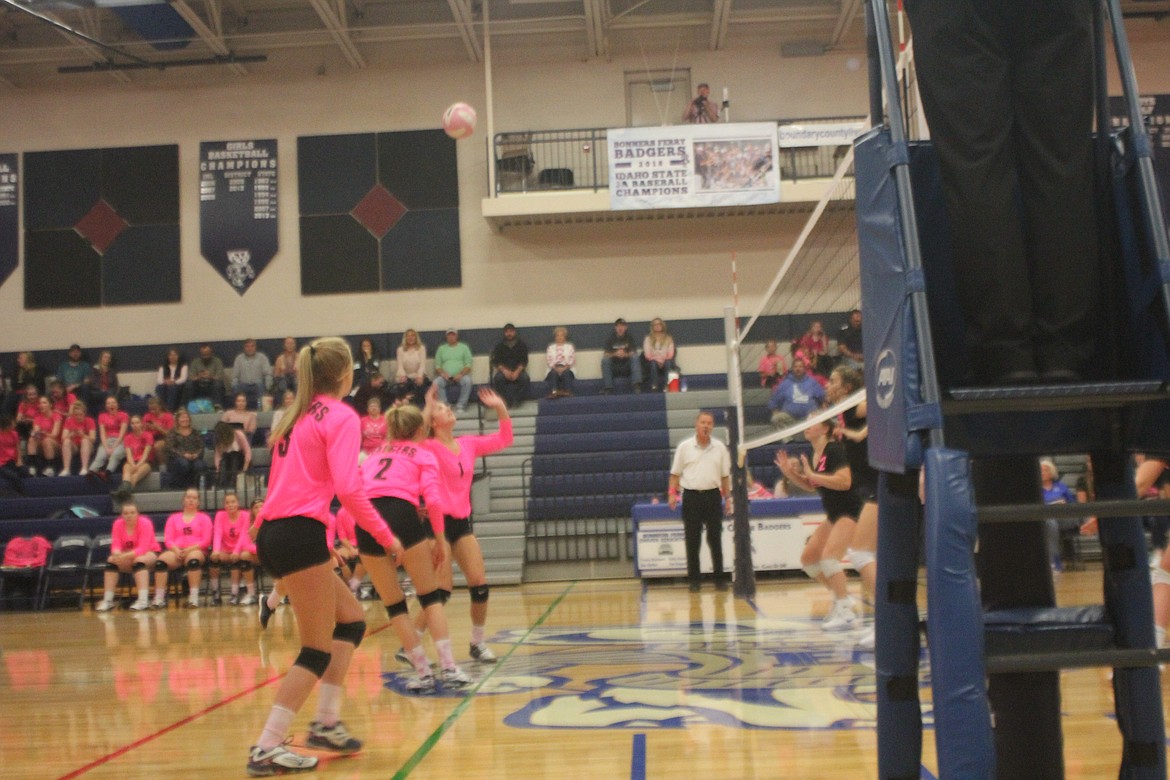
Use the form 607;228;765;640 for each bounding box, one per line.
155;347;188;412
57;344;92;400
142;396;174;467
352;338;382;392
272;337;299;397
221;392;258;438
601;318;643;395
165;409;207;489
544;326;577;399
643;317;677;392
90;395;129;478
759;338;788;389
395;329;430;404
434;328;473;413
232;338;271;410
86;349;120;414
768;355;825;431
838;309;864;369
489;323;530;408
27;395;62;476
683;83;720;124
188;344;227;409
60;400;95;477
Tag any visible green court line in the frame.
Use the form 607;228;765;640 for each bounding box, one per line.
390;580;577;779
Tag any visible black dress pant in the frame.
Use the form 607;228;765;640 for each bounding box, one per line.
682;488;724;584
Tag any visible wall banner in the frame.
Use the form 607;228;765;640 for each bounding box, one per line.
0;153;15;290
200;139;278;295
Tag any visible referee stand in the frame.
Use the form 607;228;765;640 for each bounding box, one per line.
859;1;1170;778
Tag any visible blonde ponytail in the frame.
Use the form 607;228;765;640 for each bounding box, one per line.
269;337;353;444
385;404;424;441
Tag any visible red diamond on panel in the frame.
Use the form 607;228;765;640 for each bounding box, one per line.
74;199;128;255
351;184;407;240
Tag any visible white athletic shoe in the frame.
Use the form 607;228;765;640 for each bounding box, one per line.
822;601;858;632
856;626;876;650
469;642;497;663
306;720;362;753
151;597;167;610
406;673;437;694
439;666;472;690
246;743;317;777
129;598;150;612
239;593;256;606
42;467;55;477
95;598;116;613
59;469;71;477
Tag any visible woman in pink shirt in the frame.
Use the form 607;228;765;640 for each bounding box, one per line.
117;415;154;495
60;401;96;476
27;396;62;476
95;500;159;612
419;384;513;663
247;337;402;777
210;492;257;606
758;338;787;389
142;396;174;467
356;402;469;694
154;487;213;609
90;396;129;476
359;397;388;463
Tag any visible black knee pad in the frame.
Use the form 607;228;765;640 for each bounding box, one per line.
417;589;445;608
438;588;452;604
154;560;170;572
385;599;409;619
294;647;332;678
469;584;489;604
132;561;147;571
332;620;367;648
105;562;119;571
236;560;253;572
185;558;202;570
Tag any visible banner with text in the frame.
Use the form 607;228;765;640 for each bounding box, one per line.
199;139;278;296
0;154;15;290
608;122;780;210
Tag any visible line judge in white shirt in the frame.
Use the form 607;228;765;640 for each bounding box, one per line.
668;410;732;592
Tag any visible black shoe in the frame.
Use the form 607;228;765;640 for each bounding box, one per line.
258;597;273;629
211;591;223;606
688;581;701;593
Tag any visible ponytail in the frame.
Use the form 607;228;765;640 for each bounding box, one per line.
269;336;353;443
385;404;424;441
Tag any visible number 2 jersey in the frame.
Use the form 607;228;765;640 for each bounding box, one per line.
359;439;446;536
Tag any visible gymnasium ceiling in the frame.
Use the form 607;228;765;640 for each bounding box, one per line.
1;0;1164;90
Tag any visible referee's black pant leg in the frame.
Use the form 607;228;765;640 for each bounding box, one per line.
683;513;703;586
705;513;724;580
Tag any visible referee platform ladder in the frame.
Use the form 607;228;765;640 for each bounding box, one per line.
858;0;1170;778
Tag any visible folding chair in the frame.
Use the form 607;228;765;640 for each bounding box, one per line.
37;535;92;609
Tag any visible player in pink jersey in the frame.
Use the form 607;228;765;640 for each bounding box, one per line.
154;488;214;609
417;384;514;663
95;500;160;612
247;336;403;777
60;401;96;476
27;396;62;476
210;492;257;606
358;397;388;464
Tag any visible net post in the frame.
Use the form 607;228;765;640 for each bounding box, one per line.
725;306;755;598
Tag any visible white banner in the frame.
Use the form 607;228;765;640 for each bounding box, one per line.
635;514;823;576
608;122;780;210
777;121;867;148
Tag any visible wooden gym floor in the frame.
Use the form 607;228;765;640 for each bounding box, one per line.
0;569;1165;779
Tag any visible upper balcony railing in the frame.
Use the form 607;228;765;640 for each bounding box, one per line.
491;116;866;196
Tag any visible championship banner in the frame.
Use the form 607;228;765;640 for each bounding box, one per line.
1110;94;1170;233
200;139;278;295
607;122;780;211
0;153;16;289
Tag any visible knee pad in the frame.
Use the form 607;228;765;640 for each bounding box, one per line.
185;558;202;570
294;647;332;678
417;589;445;608
849;548;876;572
332;620;367;648
469;584;489;604
820;558;845;579
438;587;452;604
801;562;823;580
1153;567;1170;588
236;560;253;572
155;560;170;572
132;561;147;572
385;599;409;619
105;562;119;571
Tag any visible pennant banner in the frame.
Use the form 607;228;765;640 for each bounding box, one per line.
200;139;278;295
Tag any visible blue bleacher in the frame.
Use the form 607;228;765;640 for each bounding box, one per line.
0;493;114;521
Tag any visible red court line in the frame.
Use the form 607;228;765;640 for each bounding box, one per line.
56;622;393;779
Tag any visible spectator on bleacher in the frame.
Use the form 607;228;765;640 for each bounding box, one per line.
272;337;299;397
94;500;158;613
359;397;388;463
116;415;155;498
1040;458;1077;572
60;400;95;477
434;328;473;413
90;395;129;478
394;329;430;404
758;338;787;388
213;421;251;490
47;380;77;417
209;492;257;606
27;395;62;476
142;396;174;467
188;344;226;409
489;323;530;408
154;348;187;412
837;309;864;369
0;414;25;493
164;408;207;489
351;372;395;416
56;344;92;400
804;349;833;383
231;338;271;410
601;318;643;395
794;321;830;365
352;338;382;391
221;392;258;437
15;384;39;441
86;349;120;414
768;356;825;431
544;326;577;399
154;487;214;609
3;353;43;419
643;317;677;392
268;389;294;446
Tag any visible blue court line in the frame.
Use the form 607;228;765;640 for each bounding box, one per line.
630;733;647;780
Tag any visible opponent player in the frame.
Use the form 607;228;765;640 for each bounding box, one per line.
154;488;213;609
247;337;403;777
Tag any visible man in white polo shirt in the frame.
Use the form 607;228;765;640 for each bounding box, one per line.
668;410;731;592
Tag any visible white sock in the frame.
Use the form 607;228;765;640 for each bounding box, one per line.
231;582;240;595
246;582;255;595
410;646;430;677
155;587;167;601
102;591;114;603
1157;625;1166;649
436;638;455;671
257;704;296;751
471;624;486;646
267;590;281;610
189;584;200;601
348;577;361;591
315;682;342;728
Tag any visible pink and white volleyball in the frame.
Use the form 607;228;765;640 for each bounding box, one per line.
442;102;477;139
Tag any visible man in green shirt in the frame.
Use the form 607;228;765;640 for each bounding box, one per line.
434;328;473;412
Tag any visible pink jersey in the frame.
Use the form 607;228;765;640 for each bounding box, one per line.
123;431;154;462
98;410;129;439
16;400;38;421
50;392;77;416
164;511;213;551
0;429;19;464
62;415;96;444
360;415;388;454
143;411;174;435
32;412;62;440
213;509;251;554
360;439;444;536
423;418;513;519
333;508;357;546
260;395;394;548
111;515;160;556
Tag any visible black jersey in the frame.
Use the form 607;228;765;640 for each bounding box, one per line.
842;405;878;496
814;441;863;522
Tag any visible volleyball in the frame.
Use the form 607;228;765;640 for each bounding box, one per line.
442;102;477;139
